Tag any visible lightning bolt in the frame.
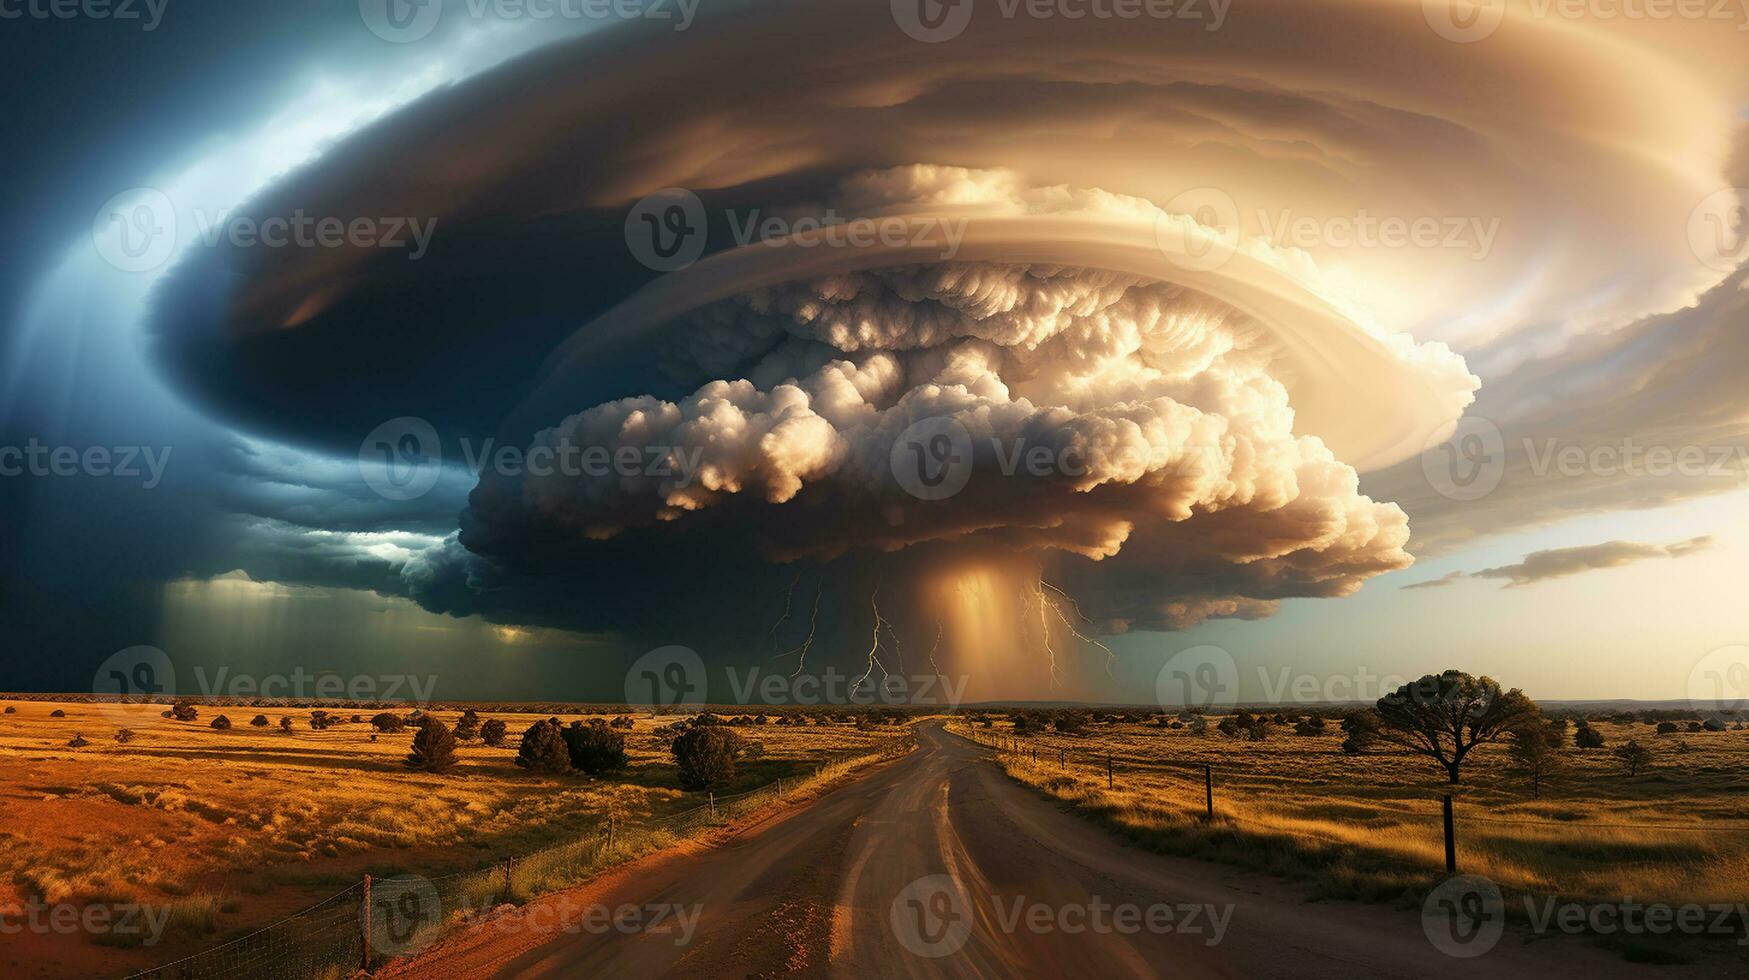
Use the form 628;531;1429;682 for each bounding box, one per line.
770;585;822;677
927;619;943;675
766;574;799;649
1041;579;1116;676
853;582;892;695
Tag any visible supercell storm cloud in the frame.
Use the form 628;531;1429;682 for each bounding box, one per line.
142;1;1747;697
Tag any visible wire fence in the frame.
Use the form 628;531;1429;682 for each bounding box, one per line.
952;724;1749;841
123;737;914;980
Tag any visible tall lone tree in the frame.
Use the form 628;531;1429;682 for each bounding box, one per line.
1507;719;1564;799
1373;671;1541;784
406;716;458;774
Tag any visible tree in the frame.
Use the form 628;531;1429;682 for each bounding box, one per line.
406;716;458;774
480;718;508;747
371;712;407;734
1574;724;1606;749
1507;720;1564;799
514;720;571;774
671;725;744;790
1373;671;1540;784
453;710;480;742
1613;739;1652;776
562;720;629;774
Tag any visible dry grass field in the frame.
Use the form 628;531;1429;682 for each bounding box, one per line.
950;713;1749;962
0;698;916;977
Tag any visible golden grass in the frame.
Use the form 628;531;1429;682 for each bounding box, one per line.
0;697;916;973
952;718;1749;911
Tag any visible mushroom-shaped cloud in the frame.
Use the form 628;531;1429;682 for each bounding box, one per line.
149;0;1728;697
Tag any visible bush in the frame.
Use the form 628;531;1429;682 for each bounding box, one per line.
610;715;635;729
453;711;480;742
210;715;232;731
514;720;571;774
562;720;629;774
480;718;508;747
370;712;407;734
170;700;199;722
406;717;458;774
1656;721;1680;735
114;729;136;744
2;706;13;713
250;715;269;727
278;717;293;734
67;733;90;748
50;709;66;718
1575;725;1606;749
672;725;744;790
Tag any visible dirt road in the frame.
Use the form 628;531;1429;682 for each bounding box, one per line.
395;723;1689;978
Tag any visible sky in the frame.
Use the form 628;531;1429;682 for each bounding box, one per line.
1;1;1746;706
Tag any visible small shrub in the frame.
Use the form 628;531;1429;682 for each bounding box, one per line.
480;718;508;747
610;715;635;729
67;733;90;748
672;725;744;790
210;715;232;731
406;717;458;774
562;720;629;774
250;714;269;727
1656;722;1680;735
50;709;66;718
371;712;407;734
2;706;14;714
514;720;571;774
279;717;293;734
114;729;136;744
453;709;480;742
1575;725;1606;749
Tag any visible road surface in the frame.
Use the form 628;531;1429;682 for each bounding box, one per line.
394;722;1695;979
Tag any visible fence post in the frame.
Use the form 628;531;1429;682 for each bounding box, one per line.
1203;764;1214;821
1106;753;1114;789
1442;795;1457;873
709;792;716;821
503;857;513;896
1060;748;1065;768
360;873;372;973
